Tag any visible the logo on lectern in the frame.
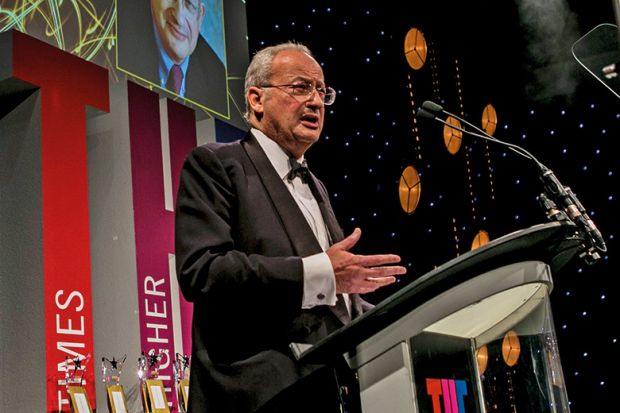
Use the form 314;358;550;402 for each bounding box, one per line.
426;378;468;413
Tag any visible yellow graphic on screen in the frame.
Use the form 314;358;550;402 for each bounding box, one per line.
0;0;116;66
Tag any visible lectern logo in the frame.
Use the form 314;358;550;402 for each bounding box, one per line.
426;378;468;413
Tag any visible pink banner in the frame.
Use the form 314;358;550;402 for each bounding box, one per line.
127;81;196;411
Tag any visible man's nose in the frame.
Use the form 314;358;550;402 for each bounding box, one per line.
306;88;324;107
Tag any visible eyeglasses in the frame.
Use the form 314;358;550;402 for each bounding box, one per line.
259;82;336;105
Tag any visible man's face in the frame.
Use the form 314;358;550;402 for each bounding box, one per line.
257;50;327;158
151;0;205;64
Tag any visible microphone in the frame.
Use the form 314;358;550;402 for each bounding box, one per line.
416;102;534;161
417;100;607;264
421;100;444;114
416;107;438;120
539;167;607;260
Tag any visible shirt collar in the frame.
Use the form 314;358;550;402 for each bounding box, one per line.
252;128;305;180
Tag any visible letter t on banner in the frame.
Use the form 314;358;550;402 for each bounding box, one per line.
3;29;109;412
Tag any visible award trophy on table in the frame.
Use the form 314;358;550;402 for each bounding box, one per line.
138;349;170;413
64;354;93;413
101;355;128;413
173;353;191;413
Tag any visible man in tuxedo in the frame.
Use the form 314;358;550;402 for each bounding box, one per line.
174;42;407;413
116;0;228;116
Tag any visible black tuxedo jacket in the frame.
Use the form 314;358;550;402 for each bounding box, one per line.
174;132;371;412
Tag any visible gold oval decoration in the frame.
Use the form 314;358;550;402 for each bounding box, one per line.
471;230;490;251
443;116;462;155
404;28;427;70
476;345;489;376
502;330;521;367
399;165;421;214
481;104;498;136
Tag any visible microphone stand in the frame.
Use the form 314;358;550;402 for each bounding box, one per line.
417;101;607;265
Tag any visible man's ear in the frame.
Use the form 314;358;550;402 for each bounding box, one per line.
198;3;206;24
247;86;264;116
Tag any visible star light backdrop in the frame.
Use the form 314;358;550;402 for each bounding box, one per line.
245;0;618;410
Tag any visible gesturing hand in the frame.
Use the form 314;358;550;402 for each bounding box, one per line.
326;228;407;294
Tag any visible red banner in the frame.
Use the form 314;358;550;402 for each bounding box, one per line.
10;30;109;411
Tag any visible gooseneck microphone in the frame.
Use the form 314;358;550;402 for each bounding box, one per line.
419;101;535;162
417;100;607;264
421;100;444;114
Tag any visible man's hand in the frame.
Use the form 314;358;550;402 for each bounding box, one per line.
326;228;407;294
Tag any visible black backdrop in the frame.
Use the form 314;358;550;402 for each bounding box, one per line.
245;0;619;410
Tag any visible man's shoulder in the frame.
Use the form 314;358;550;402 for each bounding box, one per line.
189;135;250;159
191;38;225;72
187;40;225;90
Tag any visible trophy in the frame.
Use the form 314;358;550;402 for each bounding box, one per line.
102;355;128;413
102;355;127;385
64;353;92;387
173;353;191;412
138;349;170;413
137;351;148;383
64;354;93;413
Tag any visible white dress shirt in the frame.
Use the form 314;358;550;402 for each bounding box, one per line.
253;129;343;309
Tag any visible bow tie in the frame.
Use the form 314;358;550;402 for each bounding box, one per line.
287;157;310;183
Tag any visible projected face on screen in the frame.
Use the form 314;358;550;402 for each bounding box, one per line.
116;0;229;117
150;0;206;64
0;0;238;119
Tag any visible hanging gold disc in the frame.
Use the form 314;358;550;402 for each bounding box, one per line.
481;103;498;136
404;28;427;70
399;165;421;214
502;330;521;367
471;230;490;251
443;116;462;155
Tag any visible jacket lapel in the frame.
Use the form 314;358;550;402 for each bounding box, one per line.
307;174;344;244
242;133;322;257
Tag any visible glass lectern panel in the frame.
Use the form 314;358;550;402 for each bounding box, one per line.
409;282;569;412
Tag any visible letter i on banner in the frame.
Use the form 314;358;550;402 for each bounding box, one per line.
127;81;197;411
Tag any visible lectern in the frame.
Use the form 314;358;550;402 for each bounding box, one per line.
291;221;583;412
